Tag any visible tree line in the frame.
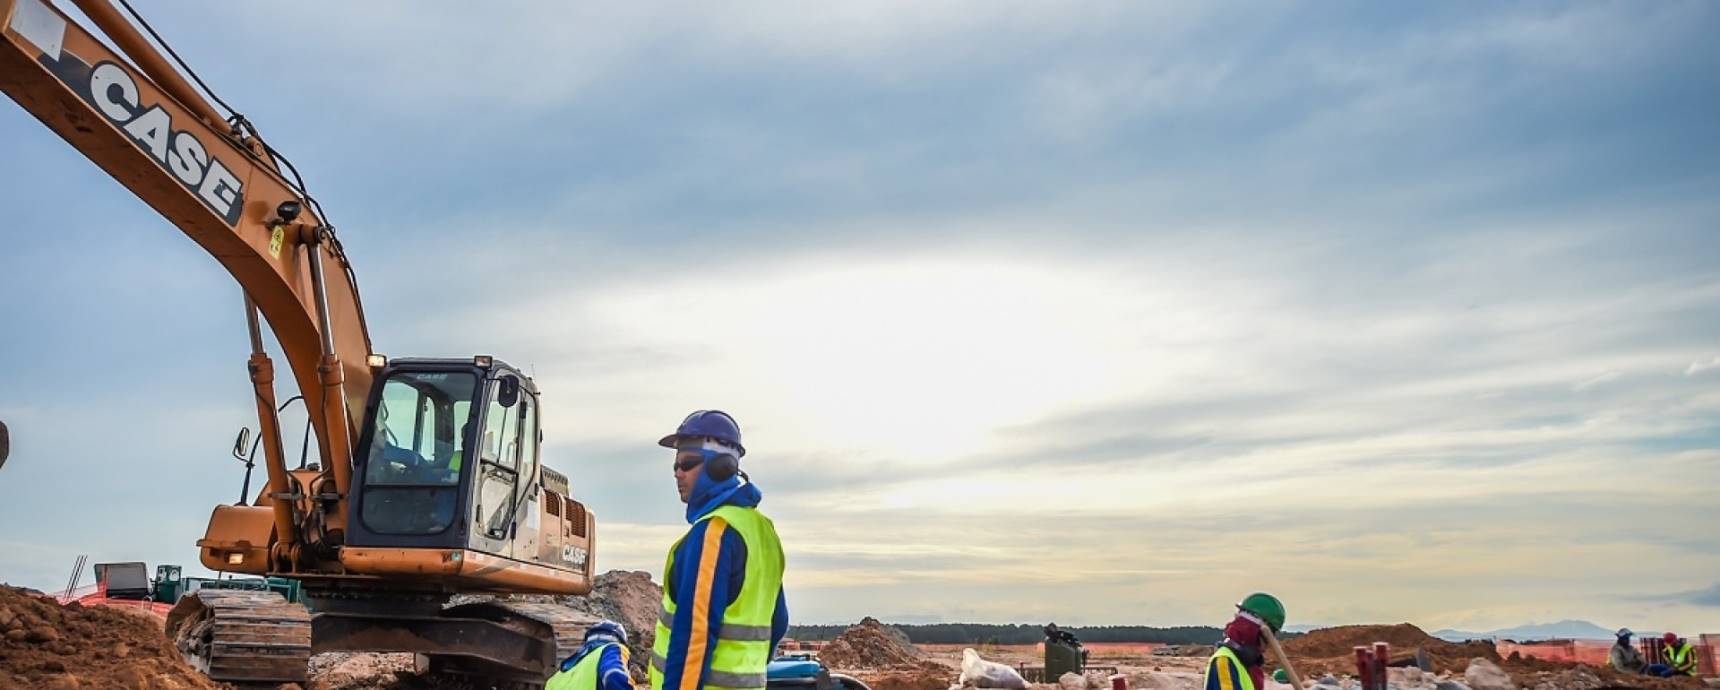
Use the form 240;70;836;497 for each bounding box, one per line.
787;623;1225;645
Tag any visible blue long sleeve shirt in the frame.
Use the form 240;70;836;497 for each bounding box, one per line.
659;478;787;690
597;645;632;690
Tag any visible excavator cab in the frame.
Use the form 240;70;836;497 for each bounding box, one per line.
347;356;542;555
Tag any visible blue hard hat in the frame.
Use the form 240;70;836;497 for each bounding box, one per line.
587;619;627;645
658;410;745;457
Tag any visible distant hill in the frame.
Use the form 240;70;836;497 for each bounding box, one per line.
1431;620;1616;641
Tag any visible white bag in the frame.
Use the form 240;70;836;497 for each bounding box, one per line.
959;648;1029;690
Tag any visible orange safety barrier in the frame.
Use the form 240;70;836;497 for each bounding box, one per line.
1494;640;1615;668
51;580;173;620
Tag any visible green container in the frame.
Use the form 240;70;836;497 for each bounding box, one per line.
152;564;183;603
1045;636;1085;680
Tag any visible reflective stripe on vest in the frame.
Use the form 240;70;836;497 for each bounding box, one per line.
658;602;774;641
649;505;785;690
1203;647;1256;690
548;642;625;690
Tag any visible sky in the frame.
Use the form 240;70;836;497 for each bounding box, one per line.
1;1;1718;634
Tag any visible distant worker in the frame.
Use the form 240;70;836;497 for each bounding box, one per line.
1664;632;1699;677
650;410;788;690
548;620;633;690
1610;628;1672;676
1203;593;1285;690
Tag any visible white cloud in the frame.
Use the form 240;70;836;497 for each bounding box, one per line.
1686;356;1720;376
1572;370;1622;392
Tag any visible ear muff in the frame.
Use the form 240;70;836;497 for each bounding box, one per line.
702;449;739;482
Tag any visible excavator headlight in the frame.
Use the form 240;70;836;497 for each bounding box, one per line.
226;552;244;565
275;200;302;223
366;354;386;369
473;355;493;367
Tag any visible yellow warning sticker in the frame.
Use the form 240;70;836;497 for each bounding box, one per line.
269;225;285;258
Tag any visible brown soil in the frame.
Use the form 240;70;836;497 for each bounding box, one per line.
305;653;418;690
851;661;956;690
552;569;663;679
819;617;927;670
1282;624;1709;690
1282;622;1501;675
0;585;222;690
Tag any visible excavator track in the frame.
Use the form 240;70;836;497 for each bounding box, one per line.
165;589;312;686
487;599;602;662
421;597;601;688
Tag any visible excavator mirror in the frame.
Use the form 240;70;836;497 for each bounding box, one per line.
232;427;251;459
498;377;520;408
0;420;9;469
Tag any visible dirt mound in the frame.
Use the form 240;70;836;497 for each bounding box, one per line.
306;653;417;690
1283;623;1498;675
0;585;222;689
555;570;661;652
553;570;662;680
851;661;954;690
819;617;926;670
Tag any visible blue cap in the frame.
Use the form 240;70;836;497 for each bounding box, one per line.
658;410;745;457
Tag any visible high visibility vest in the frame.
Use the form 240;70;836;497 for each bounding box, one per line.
548;642;629;690
1202;646;1257;690
1669;641;1697;676
649;505;784;690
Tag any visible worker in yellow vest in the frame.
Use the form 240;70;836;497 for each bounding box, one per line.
1202;593;1286;690
649;411;787;690
549;620;634;690
1663;632;1699;677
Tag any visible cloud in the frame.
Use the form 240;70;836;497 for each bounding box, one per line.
1572;371;1623;392
1686;356;1720;376
1637;582;1720;608
5;0;1720;633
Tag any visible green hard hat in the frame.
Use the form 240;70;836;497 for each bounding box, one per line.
1273;669;1289;683
1237;592;1286;633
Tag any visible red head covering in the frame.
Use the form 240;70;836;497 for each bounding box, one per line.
1223;613;1266;689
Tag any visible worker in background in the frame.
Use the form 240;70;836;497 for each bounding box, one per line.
1664;632;1699;677
1610;628;1673;676
650;410;788;690
548;620;633;690
1203;593;1285;690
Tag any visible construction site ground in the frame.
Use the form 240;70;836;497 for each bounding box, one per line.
2;576;1715;690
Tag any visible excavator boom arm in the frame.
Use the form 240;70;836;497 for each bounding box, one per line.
1;0;372;539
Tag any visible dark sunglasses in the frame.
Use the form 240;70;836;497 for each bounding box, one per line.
674;455;705;472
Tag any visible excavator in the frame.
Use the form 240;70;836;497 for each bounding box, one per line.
1;0;601;685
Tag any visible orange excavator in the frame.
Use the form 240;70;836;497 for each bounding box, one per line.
2;0;600;685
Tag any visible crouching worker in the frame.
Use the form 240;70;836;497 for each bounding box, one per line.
549;620;633;690
1203;592;1286;690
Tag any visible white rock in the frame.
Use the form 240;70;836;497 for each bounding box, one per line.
1462;658;1515;690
